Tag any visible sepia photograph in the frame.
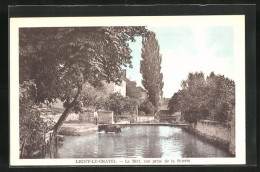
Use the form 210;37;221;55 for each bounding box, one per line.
10;15;245;166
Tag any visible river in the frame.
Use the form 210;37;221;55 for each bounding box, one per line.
56;125;231;158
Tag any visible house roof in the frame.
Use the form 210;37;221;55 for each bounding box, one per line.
136;86;147;93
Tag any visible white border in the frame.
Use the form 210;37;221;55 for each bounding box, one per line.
10;16;245;166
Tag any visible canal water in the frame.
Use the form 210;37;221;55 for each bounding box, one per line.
57;126;231;158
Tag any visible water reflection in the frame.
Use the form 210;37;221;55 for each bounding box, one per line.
57;126;231;158
159;126;182;158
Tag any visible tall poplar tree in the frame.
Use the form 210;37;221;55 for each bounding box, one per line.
140;31;164;110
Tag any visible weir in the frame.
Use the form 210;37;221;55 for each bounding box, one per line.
116;123;189;127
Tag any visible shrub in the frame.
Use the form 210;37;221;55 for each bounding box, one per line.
105;93;138;115
19;81;55;158
138;100;155;115
138;111;146;116
168;72;235;123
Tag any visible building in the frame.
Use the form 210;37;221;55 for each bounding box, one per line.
158;98;182;123
104;80;126;97
136;86;147;101
158;97;171;115
121;69;147;101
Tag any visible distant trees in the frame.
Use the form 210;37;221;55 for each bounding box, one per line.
141;31;164;111
126;81;142;99
168;72;235;123
80;82;107;110
205;72;235;122
105;93;138;116
138;100;155;116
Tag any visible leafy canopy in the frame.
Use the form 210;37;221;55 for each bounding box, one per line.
20;27;147;104
105;93;138;115
168;72;235;123
138;100;155;115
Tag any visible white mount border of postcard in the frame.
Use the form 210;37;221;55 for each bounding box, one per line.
10;15;245;166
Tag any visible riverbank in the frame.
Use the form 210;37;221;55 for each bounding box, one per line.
59;123;98;136
182;120;234;156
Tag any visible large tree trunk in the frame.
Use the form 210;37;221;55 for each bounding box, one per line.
53;85;82;134
53;105;73;134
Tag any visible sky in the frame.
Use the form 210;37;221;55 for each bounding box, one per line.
123;25;234;98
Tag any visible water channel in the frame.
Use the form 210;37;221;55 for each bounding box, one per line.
57;126;231;158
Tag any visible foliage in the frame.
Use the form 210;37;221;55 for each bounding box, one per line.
125;81;142;99
105;93;138;116
19;26;147;132
80;82;107;110
141;31;164;109
138;100;155;115
168;72;235;123
19;80;55;158
138;111;146;116
205;72;235;122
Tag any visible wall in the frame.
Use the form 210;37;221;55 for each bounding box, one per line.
115;115;131;124
114;81;126;97
44;111;79;123
43;108;114;124
79;110;114;124
185;120;234;153
229;105;235;155
140;91;147;100
136;116;154;123
104;81;126;97
98;111;114;124
194;120;231;144
114;114;154;124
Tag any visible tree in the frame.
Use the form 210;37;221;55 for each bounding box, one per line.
168;71;235;123
180;72;208;123
80;82;107;110
141;31;164;110
205;72;235;122
138;100;155;115
168;90;182;114
19;27;147;134
125;80;141;99
105;93;137;116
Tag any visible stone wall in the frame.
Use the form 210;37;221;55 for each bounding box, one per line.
185;120;234;154
229;105;235;155
136;116;154;123
79;110;114;124
98;111;114;124
104;81;126;97
48;112;79;123
115;115;131;124
195;120;231;143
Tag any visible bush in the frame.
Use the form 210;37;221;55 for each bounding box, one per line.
138;111;146;116
138;100;155;115
168;72;235;123
19;81;55;158
105;93;138;115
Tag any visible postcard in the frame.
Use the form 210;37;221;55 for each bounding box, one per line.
10;15;245;166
